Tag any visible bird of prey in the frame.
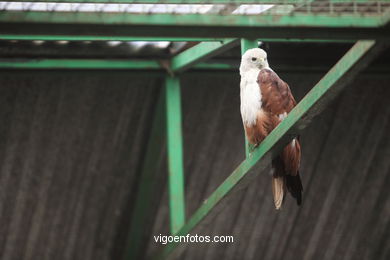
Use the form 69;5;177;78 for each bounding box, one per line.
239;48;302;209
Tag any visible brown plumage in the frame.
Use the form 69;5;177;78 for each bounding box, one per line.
244;69;302;209
240;48;302;209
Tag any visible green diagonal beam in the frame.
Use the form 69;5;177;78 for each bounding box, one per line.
152;40;386;259
171;39;239;73
165;76;186;234
123;90;165;260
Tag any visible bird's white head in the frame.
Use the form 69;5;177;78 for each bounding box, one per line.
239;48;270;76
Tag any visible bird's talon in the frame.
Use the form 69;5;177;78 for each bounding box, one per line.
248;143;258;153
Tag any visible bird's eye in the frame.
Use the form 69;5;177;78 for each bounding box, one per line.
251;57;257;61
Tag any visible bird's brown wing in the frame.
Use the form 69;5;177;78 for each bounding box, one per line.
257;69;302;208
257;69;296;115
257;69;301;173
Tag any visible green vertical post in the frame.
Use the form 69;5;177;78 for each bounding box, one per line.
165;76;186;234
240;39;259;157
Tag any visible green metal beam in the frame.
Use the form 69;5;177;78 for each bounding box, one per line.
171;39;239;73
152;40;386;259
0;34;228;42
0;59;237;70
0;34;356;43
241;39;259;53
258;38;355;43
165;76;186;234
1;12;389;40
123;90;165;260
1;59;388;74
0;59;161;69
329;0;390;2
1;11;387;27
240;39;259;158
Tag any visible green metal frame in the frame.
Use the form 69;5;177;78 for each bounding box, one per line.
0;34;356;43
0;59;235;70
171;39;239;73
152;40;385;260
1;12;388;28
1;12;389;40
0;35;229;42
165;76;186;234
0;4;388;260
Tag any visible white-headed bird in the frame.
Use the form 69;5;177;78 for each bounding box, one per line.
239;48;302;210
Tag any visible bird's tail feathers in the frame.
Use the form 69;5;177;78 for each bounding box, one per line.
272;176;285;210
285;173;303;206
271;157;286;210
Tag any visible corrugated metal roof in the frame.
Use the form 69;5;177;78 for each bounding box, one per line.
0;2;274;15
1;1;388;15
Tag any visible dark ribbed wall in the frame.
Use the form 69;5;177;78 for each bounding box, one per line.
0;71;159;260
0;70;389;260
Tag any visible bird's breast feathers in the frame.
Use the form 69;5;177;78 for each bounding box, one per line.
240;68;262;126
240;68;295;127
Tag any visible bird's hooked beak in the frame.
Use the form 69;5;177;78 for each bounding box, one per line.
258;57;270;70
257;58;265;69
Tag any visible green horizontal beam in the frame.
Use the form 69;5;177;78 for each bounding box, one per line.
165;76;186;234
171;39;239;73
2;59;388;74
123;90;165;260
1;11;387;28
259;38;355;43
1;12;389;40
0;34;356;43
2;59;389;73
0;34;228;42
0;59;237;70
152;39;385;259
0;59;161;69
329;0;390;2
